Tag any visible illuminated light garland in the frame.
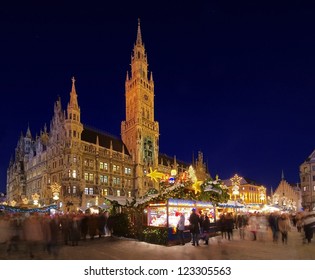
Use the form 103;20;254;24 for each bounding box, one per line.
0;204;57;213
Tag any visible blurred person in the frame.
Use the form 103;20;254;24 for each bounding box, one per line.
0;215;12;255
177;213;185;245
278;213;291;244
268;212;279;243
189;208;200;246
202;214;211;245
248;213;258;241
302;209;315;244
98;212;107;239
217;214;227;239
23;213;44;259
237;213;247;240
257;213;268;241
295;212;303;233
225;213;234;240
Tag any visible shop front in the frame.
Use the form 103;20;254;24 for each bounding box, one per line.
146;198;216;244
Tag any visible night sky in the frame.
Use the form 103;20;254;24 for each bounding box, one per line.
1;1;315;194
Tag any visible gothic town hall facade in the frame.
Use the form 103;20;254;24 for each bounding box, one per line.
6;21;208;211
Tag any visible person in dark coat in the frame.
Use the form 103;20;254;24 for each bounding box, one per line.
217;214;227;239
98;213;107;239
80;214;88;241
268;212;279;243
88;214;98;240
49;215;60;258
69;215;81;246
225;213;234;240
202;214;211;245
189;208;200;246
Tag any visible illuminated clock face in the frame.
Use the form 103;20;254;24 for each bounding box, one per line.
144;94;148;101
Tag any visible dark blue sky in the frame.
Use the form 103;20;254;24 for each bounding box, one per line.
1;1;315;193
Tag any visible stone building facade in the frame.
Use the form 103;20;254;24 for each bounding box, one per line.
272;173;302;211
223;176;267;206
6;21;208;211
299;150;315;210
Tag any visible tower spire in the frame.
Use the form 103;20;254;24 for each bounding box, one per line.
69;76;79;109
26;123;32;138
281;170;285;180
136;18;142;45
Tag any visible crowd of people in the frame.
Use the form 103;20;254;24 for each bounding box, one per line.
1;207;314;258
0;211;113;259
179;208;315;246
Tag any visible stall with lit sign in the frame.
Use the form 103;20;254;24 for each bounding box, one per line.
147;198;216;244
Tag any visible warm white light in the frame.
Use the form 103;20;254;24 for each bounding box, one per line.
32;193;40;205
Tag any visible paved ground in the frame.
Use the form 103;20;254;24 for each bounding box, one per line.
0;227;314;260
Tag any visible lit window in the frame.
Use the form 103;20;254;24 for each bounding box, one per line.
117;190;121;196
84;160;88;166
100;162;104;170
84;188;89;194
100;175;108;184
303;187;306;192
73;186;76;194
84;172;89;181
113;165;117;172
72;170;77;178
89;188;94;195
68;169;71;178
68;186;71;194
128;191;131;197
89;173;94;182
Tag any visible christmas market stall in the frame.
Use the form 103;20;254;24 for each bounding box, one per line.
146;198;216;245
131;166;229;245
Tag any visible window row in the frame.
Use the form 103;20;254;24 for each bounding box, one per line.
65;186;132;197
84;160;132;174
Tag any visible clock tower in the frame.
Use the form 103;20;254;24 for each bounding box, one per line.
121;19;159;197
